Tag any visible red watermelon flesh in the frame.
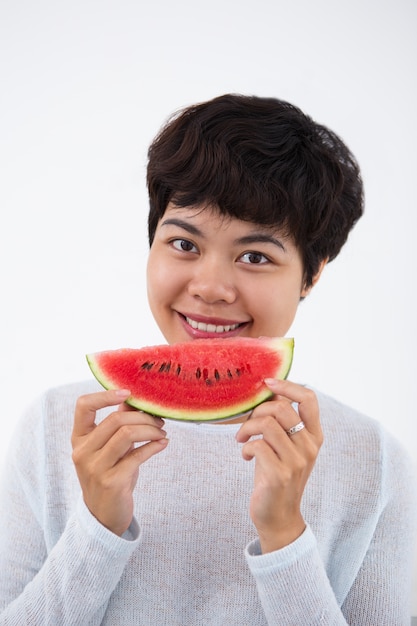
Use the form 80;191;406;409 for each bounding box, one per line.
86;336;294;421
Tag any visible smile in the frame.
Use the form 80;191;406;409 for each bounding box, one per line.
185;316;241;334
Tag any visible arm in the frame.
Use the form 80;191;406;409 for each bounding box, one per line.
236;379;322;553
71;389;168;536
0;389;168;624
340;431;417;624
237;380;417;624
245;525;348;625
0;491;139;625
245;446;416;625
237;379;347;624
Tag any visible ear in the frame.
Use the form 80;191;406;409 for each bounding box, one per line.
300;257;328;298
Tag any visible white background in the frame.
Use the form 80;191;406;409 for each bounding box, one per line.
1;0;416;613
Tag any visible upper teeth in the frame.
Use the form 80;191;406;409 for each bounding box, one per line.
186;317;240;333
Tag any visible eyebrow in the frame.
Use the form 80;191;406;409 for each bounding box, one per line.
236;234;286;252
160;217;287;252
160;218;202;238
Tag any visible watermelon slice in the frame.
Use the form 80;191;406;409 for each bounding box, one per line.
86;336;294;422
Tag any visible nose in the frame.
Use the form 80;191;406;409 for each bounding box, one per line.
187;258;237;304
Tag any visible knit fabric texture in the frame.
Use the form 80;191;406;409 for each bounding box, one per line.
0;380;416;625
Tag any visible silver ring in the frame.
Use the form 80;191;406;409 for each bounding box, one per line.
286;421;305;436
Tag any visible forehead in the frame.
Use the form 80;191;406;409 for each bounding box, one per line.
160;203;290;240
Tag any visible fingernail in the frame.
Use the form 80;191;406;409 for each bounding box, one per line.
115;389;131;398
264;378;279;387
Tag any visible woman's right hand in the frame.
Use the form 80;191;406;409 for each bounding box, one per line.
71;389;168;536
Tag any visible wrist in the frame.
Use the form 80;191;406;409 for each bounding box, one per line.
257;518;306;554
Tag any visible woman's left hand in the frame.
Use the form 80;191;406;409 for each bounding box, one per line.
235;378;323;554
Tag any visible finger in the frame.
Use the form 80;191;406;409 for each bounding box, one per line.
238;417;288;455
263;379;322;439
236;414;297;463
72;389;131;438
87;409;165;451
250;397;297;426
251;400;309;443
241;435;279;462
97;423;168;468
238;396;302;443
240;415;321;474
237;413;290;443
119;437;169;471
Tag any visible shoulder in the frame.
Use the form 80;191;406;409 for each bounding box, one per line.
313;387;416;493
41;379;102;419
315;387;388;443
42;379;102;406
2;381;102;501
9;380;102;459
314;386;404;455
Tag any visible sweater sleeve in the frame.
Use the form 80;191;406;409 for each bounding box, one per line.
245;431;417;626
339;431;417;624
0;394;140;625
245;527;349;625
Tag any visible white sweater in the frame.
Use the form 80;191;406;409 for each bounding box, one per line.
0;380;416;625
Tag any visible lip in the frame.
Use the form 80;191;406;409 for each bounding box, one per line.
177;312;249;339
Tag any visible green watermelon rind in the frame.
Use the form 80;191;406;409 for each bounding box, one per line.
86;337;294;422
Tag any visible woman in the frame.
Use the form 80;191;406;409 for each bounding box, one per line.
1;94;415;624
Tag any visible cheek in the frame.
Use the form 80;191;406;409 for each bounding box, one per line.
146;251;180;309
146;253;165;306
250;279;302;335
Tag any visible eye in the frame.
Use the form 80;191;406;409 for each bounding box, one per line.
239;251;269;265
171;238;198;253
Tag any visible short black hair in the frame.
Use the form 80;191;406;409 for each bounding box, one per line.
147;93;364;287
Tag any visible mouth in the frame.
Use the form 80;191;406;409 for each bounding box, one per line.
179;313;247;337
185;316;241;333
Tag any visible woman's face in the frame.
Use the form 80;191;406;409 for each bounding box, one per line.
147;203;318;345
